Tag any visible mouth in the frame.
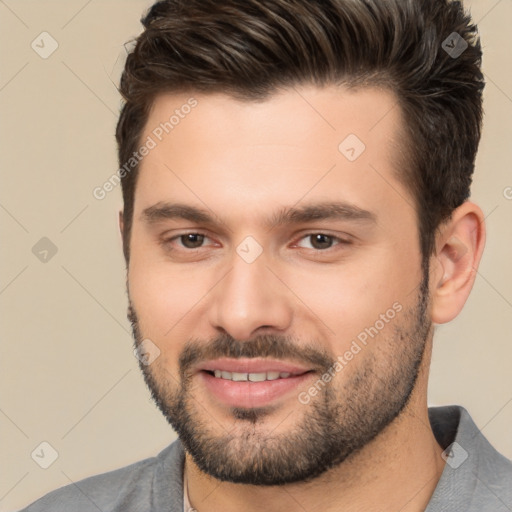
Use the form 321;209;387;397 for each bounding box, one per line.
197;358;315;408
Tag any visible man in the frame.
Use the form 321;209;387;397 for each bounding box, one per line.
21;0;512;510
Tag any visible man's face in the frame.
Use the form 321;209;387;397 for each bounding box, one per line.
126;86;432;484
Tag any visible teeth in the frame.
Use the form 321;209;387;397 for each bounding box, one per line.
210;370;295;381
248;372;267;382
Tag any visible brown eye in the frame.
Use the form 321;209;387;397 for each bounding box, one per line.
308;234;334;250
179;233;205;249
296;233;343;251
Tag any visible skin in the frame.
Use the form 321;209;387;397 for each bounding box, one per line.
120;85;485;511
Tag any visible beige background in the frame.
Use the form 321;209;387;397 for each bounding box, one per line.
0;0;511;510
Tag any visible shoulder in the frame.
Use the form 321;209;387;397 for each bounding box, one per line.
18;440;184;512
427;405;512;511
471;428;512;508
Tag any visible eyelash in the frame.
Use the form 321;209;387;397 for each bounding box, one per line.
161;232;351;253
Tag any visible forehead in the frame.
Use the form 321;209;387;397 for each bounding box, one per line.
133;85;411;226
143;85;402;153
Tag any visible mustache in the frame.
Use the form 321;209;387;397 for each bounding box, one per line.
178;332;334;378
128;302;334;377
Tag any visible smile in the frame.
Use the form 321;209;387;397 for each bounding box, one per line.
208;370;295;382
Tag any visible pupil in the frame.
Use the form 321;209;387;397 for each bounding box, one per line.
312;234;331;249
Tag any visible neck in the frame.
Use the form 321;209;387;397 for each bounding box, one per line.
185;354;445;512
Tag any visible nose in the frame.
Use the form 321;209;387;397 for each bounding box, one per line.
208;250;294;341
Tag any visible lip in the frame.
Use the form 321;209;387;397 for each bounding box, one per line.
197;358;314;408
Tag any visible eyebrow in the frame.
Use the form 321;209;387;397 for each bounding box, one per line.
141;201;376;231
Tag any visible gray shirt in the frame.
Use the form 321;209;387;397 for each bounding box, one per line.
19;406;512;511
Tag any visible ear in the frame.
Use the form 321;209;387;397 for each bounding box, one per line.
118;210;128;262
430;201;486;324
118;210;124;236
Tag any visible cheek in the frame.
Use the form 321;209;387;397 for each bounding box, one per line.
130;266;200;333
128;243;212;365
279;245;419;349
129;271;199;381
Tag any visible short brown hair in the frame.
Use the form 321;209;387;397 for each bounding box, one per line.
116;0;484;263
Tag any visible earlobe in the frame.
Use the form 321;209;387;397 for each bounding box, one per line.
430;202;486;324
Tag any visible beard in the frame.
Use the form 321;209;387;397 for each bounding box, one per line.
128;268;431;486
